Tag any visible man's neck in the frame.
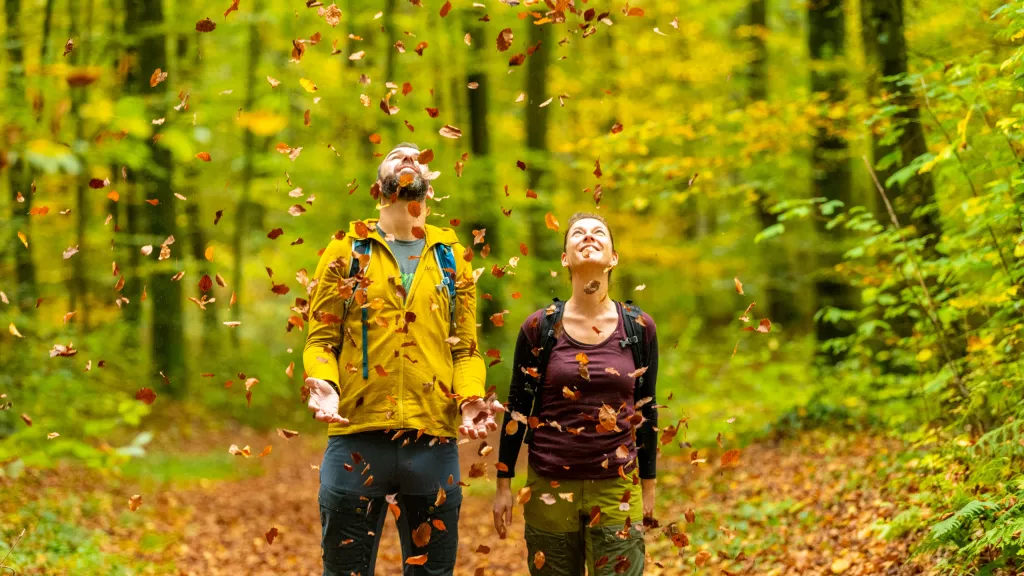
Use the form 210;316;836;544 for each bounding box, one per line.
377;201;426;241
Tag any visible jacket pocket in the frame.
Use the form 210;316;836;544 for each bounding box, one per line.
318;483;384;571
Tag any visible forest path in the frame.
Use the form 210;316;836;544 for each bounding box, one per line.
135;429;931;576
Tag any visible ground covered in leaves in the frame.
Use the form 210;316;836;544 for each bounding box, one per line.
1;429;936;575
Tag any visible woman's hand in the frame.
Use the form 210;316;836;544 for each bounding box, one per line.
641;478;656;521
305;378;350;425
493;478;514;539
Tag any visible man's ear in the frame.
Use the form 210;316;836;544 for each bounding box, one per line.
426;183;435;200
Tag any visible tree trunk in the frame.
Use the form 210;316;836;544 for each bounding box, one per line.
524;22;558;298
231;0;262;347
861;0;939;250
6;0;38;313
809;0;858;363
462;14;506;344
68;0;96;329
747;0;801;329
126;0;186;396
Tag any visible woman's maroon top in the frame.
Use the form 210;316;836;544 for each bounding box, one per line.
497;304;659;480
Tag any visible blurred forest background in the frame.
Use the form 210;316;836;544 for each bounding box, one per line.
3;0;1024;574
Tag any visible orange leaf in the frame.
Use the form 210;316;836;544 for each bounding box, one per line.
195;152;212;162
412;522;432;548
721;448;741;467
406;554;428;566
375;365;389;377
431;518;447;531
534;551;546;569
544;212;559;231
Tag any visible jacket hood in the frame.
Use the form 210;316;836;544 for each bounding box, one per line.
348;218;459;247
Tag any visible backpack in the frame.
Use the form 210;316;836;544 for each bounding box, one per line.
522;297;650;445
341;237;458;380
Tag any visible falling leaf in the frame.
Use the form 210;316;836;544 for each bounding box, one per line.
150;68;167;87
196;17;216;32
136;388;157;405
267;76;281;87
516;486;532;505
440;1;452;16
265;526;278;544
18;231;28;248
20;413;32;426
544;213;559;231
299;78;318;92
288;205;307;216
406;555;428;566
349;50;365;60
277;428;299;439
635;284;646;291
63;38;74;56
196;152;212;162
439;125;462;139
224;0;240;18
496;28;514;51
610;122;624;134
534;551;546;570
369;133;382;144
204;246;215;261
47;432;60;439
412;522;432;547
258;445;272;458
323;3;342;27
721;449;741;467
129;495;143;511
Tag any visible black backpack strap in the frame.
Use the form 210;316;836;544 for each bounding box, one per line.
524;297;564;445
618;300;648;386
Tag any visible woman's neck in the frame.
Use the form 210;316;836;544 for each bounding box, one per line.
377;201;426;241
566;269;615;317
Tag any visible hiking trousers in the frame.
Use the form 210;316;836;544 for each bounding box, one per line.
318;431;462;576
522;466;646;576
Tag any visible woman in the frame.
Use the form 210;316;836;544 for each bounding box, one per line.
493;212;659;576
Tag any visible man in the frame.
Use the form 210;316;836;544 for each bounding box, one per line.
303;142;503;575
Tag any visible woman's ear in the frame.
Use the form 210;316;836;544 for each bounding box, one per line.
609;250;619;269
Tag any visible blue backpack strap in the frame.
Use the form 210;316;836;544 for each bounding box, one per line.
432;243;458;335
344;238;373;380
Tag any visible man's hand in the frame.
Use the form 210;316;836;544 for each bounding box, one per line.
641;478;656;521
493;478;514;539
458;396;505;439
306;377;350;425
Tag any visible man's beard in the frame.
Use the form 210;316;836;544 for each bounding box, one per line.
381;172;428;202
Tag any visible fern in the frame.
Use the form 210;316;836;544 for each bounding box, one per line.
926;500;999;546
969;419;1024;460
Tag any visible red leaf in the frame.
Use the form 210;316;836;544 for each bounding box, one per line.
496;28;514;51
136;388;157;405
